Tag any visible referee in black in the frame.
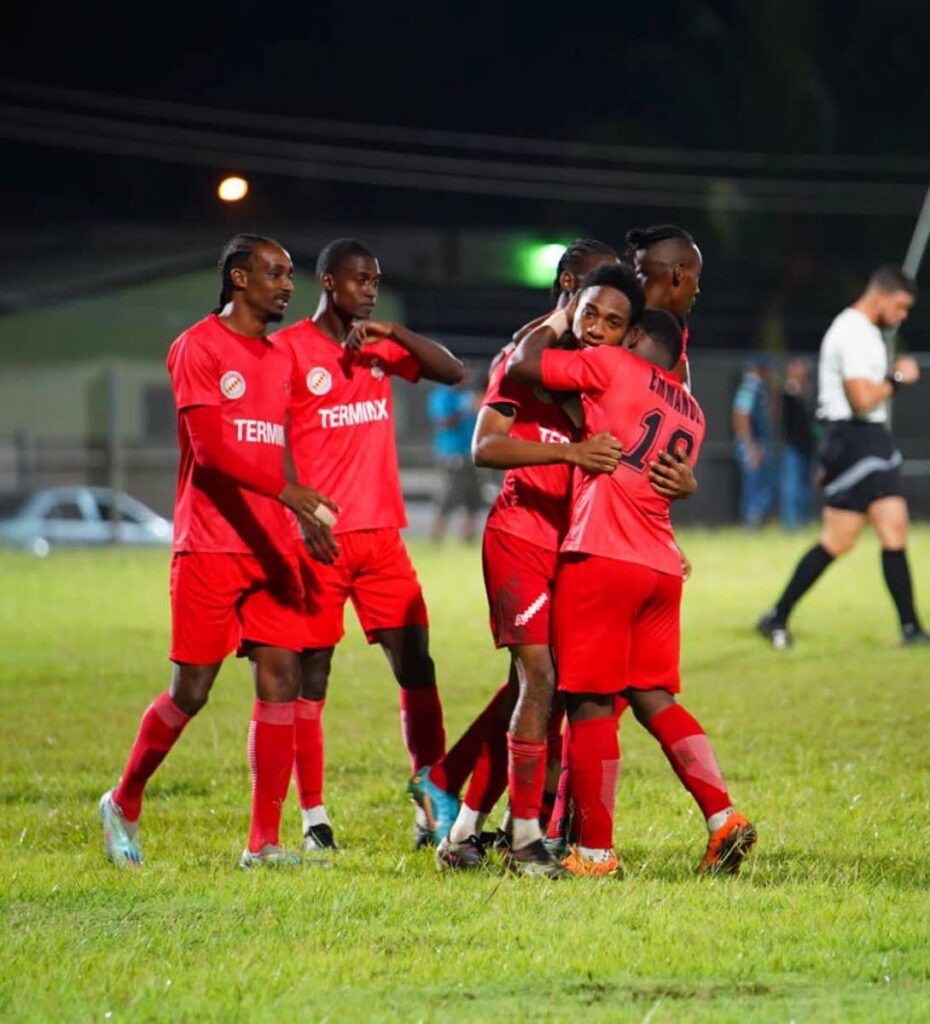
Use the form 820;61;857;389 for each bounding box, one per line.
758;266;926;648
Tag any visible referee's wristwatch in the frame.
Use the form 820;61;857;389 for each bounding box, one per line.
886;369;906;392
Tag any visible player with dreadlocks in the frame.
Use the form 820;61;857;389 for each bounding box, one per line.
100;234;337;869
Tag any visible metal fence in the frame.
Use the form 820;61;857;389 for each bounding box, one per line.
2;350;929;528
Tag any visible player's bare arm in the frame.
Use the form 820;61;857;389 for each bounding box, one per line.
472;404;621;475
511;311;551;345
648;449;697;501
844;356;919;414
346;319;464;385
505;312;567;385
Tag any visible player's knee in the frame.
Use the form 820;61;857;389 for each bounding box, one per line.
395;651;436;690
259;665;300;702
821;533;854;557
300;649;333;701
170;667;215;715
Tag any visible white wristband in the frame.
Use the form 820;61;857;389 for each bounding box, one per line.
313;504;338;527
542;309;569;337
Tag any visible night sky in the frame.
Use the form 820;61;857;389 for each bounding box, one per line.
4;1;930;350
5;1;930;223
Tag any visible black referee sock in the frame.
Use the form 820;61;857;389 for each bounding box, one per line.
881;549;919;632
774;543;835;622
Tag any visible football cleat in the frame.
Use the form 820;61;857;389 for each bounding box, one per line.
561;846;622;878
413;818;432;850
99;789;142;867
302;823;338;865
239;844;303;869
506;839;571;879
406;766;460;845
480;828;510;853
756;610;792;650
436;834;486;871
542;835;568;860
699;812;757;876
900;625;930;646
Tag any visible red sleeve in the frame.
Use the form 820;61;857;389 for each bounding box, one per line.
168;333;222;410
183;406;286;498
541;346;612;394
364;339;421;383
483;351;523;410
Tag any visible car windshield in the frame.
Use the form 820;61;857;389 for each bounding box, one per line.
0;493;28;516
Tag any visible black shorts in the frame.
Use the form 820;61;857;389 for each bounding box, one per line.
819;421;904;513
438;457;484;514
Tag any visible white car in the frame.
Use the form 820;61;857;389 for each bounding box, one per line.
0;486;172;556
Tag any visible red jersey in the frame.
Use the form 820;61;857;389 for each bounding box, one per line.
681;325;689;362
167;314;293;556
274;318;420;534
541;345;705;576
483;348;577;552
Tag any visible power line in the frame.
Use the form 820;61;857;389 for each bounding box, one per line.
4;78;930;176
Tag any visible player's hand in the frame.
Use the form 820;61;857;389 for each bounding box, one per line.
893;356;920;384
301;517;340;565
648;449;697;500
680;548;693;581
568;432;622;474
279;482;339;521
345;320;395;351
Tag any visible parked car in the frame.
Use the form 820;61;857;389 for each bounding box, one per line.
0;486;172;556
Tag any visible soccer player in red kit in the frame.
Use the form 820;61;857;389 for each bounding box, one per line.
273;238;464;852
99;235;337;868
410;240;622;859
509;263;756;877
624;225;703;388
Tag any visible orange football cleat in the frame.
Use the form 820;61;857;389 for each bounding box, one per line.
699;812;757;876
561;846;623;878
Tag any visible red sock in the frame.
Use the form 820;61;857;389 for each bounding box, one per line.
647;704;731;818
463;728;509;814
429;682;510;794
398;685;445;770
567;717;620;849
113;692;191;822
294;698;325;810
546;725;572;840
247;700;296;852
507;734;547;822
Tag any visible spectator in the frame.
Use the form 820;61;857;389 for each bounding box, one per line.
780;357;816;529
732;358;776;527
427;371;483;541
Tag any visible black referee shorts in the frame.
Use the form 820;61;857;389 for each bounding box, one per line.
818;420;904;513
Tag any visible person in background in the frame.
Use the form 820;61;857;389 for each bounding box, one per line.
780;357;816;530
732;357;776;527
428;368;483;542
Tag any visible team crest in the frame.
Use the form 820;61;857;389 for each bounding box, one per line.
370;360;385;381
220;371;246;399
307;367;333;396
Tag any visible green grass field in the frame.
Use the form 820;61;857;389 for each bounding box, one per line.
2;529;930;1022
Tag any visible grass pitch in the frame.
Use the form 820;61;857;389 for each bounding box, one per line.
2;528;930;1022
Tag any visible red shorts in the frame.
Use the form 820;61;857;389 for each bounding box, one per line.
169;552;305;664
552;554;682;695
482;527;559;648
296;527;429;647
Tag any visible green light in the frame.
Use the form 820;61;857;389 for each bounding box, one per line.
514;241;568;288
